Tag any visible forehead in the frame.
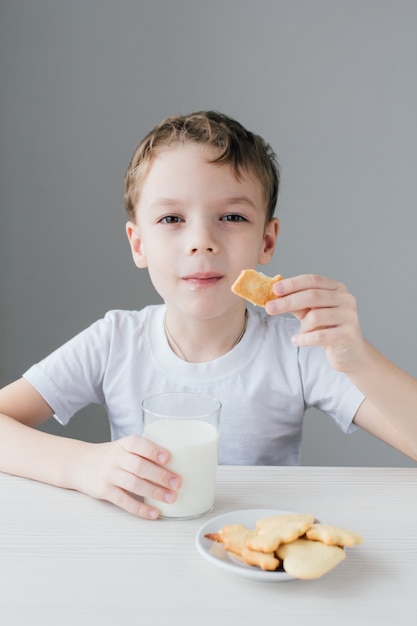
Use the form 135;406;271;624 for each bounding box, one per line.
138;143;264;207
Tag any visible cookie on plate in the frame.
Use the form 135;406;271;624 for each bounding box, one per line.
277;538;346;580
205;524;279;571
247;513;315;553
306;523;363;547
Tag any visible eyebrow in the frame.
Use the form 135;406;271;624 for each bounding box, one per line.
149;198;181;209
149;196;257;209
221;196;257;209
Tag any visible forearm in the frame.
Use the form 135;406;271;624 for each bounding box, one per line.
0;377;182;519
0;413;89;490
348;341;417;449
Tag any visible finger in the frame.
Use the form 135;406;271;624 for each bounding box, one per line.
266;289;340;317
272;274;344;297
122;434;172;466
119;448;181;491
114;467;178;504
298;307;351;334
291;322;358;349
105;485;161;520
291;326;341;348
121;435;181;487
267;278;351;317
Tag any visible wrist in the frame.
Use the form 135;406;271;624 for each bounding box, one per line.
345;340;392;395
62;438;96;493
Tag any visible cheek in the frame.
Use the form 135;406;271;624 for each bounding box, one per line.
145;251;174;295
231;235;265;265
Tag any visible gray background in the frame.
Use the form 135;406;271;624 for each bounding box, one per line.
1;0;416;466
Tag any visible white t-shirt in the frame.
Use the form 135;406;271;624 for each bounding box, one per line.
23;305;364;465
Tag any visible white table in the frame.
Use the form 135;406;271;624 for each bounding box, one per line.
1;466;416;625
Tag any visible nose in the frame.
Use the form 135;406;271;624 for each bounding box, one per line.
186;220;218;255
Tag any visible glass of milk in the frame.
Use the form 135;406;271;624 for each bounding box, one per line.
142;392;221;520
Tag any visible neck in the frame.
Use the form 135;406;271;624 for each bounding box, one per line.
164;309;248;363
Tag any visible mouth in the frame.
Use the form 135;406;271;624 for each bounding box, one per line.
182;272;224;290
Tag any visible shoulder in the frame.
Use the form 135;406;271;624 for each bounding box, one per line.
51;305;162;352
103;305;160;323
101;305;162;333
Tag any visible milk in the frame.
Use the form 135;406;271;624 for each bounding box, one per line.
144;418;219;519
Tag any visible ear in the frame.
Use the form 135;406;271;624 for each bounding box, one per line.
126;221;148;268
258;217;279;265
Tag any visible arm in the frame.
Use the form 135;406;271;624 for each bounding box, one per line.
349;343;417;460
266;274;417;461
0;378;181;518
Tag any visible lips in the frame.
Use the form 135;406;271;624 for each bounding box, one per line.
182;272;224;290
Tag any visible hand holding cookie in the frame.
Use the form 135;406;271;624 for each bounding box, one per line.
264;273;365;373
232;270;365;374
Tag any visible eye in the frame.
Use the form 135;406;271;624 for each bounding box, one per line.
221;214;247;222
159;215;184;224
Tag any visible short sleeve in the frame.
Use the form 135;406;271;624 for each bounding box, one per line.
23;316;112;425
298;345;365;434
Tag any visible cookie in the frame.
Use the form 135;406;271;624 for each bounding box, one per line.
204;512;361;578
247;513;316;553
205;524;279;571
207;524;255;555
306;523;363;547
231;269;283;307
277;538;346;580
240;546;280;571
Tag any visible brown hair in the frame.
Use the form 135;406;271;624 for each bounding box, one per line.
124;110;280;222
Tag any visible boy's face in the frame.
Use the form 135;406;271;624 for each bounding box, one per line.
126;143;279;321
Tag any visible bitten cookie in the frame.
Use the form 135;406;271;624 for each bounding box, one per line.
231;269;283;307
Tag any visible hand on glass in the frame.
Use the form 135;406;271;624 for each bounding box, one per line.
73;435;181;520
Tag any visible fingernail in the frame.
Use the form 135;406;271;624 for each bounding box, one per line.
265;301;279;315
164;492;176;503
169;477;180;490
158;452;168;464
148;509;158;519
273;281;284;295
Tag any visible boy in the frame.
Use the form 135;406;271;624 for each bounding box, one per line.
0;111;416;520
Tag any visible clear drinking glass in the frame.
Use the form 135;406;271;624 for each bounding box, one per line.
142;392;221;520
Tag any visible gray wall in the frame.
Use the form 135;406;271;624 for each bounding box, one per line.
1;0;416;466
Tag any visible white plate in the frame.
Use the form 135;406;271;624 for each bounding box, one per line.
195;508;299;582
